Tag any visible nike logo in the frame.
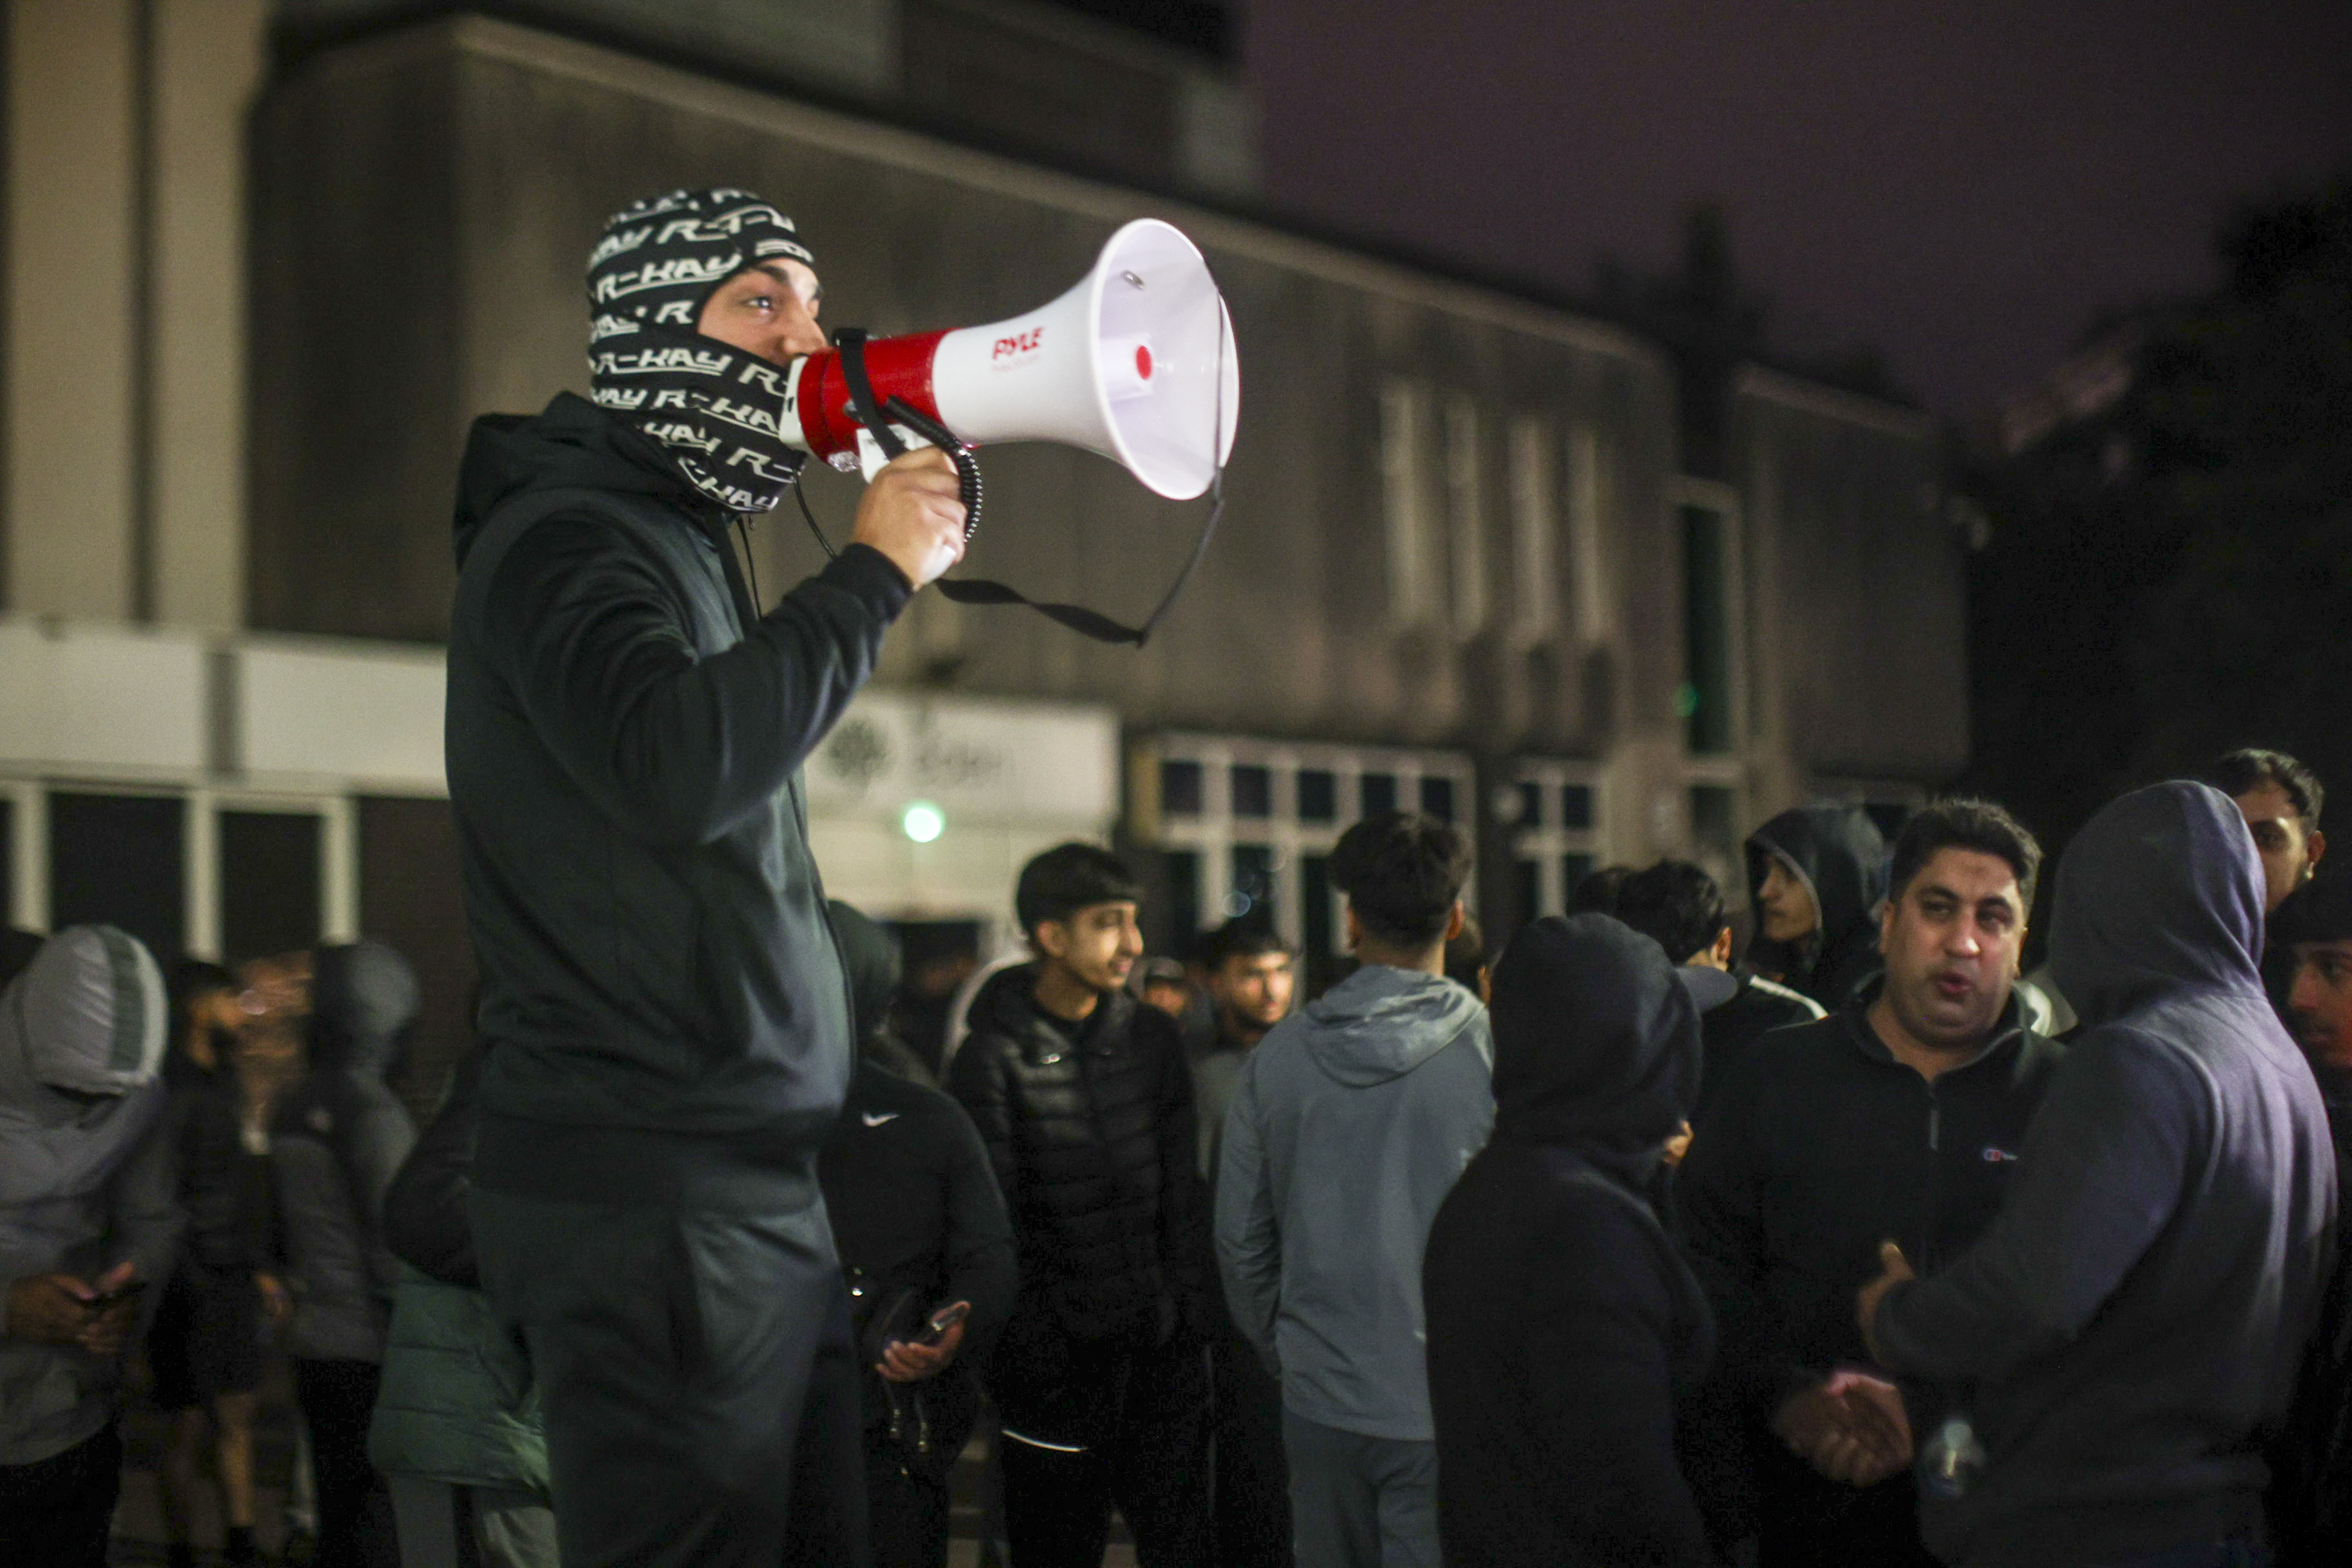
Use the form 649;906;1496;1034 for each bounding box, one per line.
861;1112;901;1128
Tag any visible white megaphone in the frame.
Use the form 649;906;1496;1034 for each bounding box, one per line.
781;218;1239;500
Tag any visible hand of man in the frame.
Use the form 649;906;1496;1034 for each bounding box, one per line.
74;1261;141;1357
876;1302;970;1384
850;447;968;589
256;1271;292;1324
1856;1240;1915;1362
3;1272;101;1347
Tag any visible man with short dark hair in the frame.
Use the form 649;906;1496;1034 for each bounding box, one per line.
1859;782;2335;1568
1616;859;1823;1124
1189;919;1298;1567
946;843;1214;1567
2202;748;2327;913
1745;806;1890;1011
1217;812;1494;1568
1681;799;2063;1566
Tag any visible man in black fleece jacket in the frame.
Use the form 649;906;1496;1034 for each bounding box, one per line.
445;189;968;1567
946;844;1215;1567
1861;782;2337;1568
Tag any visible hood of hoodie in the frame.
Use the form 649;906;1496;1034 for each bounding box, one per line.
1747;805;1888;985
309;941;420;1081
452;391;709;570
0;925;168;1206
2048;781;2268;1028
1487;915;1700;1164
1297;963;1486;1088
826;901;902;1046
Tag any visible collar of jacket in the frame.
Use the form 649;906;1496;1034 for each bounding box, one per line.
1014;986;1135;1066
1836;985;2028;1080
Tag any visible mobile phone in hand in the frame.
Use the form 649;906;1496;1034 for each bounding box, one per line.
915;1302;970;1346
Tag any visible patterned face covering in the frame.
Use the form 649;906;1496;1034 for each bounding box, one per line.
584;188;818;513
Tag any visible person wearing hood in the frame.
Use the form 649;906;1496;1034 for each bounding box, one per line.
1859;782;2337;1568
0;926;182;1567
1679;800;2064;1567
818;902;1014;1568
1423;914;1731;1567
1216;812;1495;1568
263;941;422;1568
1746;805;1889;1013
443;187;969;1567
946;844;1214;1567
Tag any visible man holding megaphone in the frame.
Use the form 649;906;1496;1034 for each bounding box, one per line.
443;187;970;1568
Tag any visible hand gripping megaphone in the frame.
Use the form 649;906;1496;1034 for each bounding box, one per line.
781;218;1240;500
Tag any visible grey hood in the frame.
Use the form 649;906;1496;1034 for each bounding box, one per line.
2048;781;2268;1028
1298;963;1488;1088
0;926;168;1206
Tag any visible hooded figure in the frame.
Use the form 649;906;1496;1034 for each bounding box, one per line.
1;926;181;1490
1423;916;1721;1567
1867;783;2337;1568
1746;806;1889;1011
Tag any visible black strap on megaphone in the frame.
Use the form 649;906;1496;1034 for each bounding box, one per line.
819;326;1224;647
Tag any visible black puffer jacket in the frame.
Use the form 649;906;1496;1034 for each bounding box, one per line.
946;963;1212;1350
1745;806;1888;1012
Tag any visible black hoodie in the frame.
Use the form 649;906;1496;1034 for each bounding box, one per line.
1424;916;1720;1567
1746;807;1888;1012
1870;783;2338;1567
444;393;910;1212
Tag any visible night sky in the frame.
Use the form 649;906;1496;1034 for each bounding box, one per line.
1243;0;2352;416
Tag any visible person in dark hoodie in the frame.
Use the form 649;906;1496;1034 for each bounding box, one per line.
818;901;1015;1568
1423;914;1732;1568
443;188;968;1567
0;926;181;1568
1746;805;1889;1012
1680;799;2063;1567
267;941;422;1568
1859;781;2337;1568
946;843;1215;1567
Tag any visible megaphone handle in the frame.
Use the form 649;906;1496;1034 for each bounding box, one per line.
834;329;981;541
881;397;983;542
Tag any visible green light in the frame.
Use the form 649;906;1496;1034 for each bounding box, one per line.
902;802;945;843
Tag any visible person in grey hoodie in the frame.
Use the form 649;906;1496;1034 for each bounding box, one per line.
0;925;181;1567
1217;812;1494;1568
1859;781;2338;1568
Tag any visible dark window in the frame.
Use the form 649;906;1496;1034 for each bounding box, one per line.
1560;784;1595;831
1301;854;1333;958
1515;780;1544;830
1298;769;1338;823
1682;504;1734;754
1161;758;1204;816
1514;858;1543;926
1231;764;1273;819
1690;786;1738;868
1360;772;1398;816
1230;844;1275;922
1419;776;1455;823
1162;850;1201;946
359;796;480;1120
1562;853;1596;901
219;812;322;963
50;792;184;963
0;798;12;925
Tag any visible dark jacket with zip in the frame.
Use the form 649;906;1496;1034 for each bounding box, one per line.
1870;783;2337;1568
444;392;910;1212
1678;990;2063;1561
946;963;1213;1361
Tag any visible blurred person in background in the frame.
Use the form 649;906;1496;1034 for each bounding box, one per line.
0;926;181;1568
1567;863;1633;917
1615;859;1823;1126
1745;806;1889;1012
154;961;281;1568
1141;957;1195;1022
1190;919;1299;1567
1424;914;1732;1568
1680;800;2060;1567
261;943;422;1568
369;1037;556;1568
948;843;1216;1568
1217;813;1493;1568
2202;749;2326;915
1440;911;1489;1002
819;902;1014;1568
1859;783;2335;1568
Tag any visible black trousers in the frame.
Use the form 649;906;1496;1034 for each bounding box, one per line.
1211;1323;1294;1567
0;1422;120;1568
471;1188;869;1568
997;1333;1213;1568
292;1357;397;1568
864;1436;950;1568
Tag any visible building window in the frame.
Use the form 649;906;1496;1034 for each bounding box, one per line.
1162;849;1202;943
1682;502;1735;754
1560;783;1595;831
219;810;324;963
1507;415;1558;642
1230;843;1276;921
1298;769;1337;823
1419;775;1456;823
1161;758;1204;816
1445;393;1488;634
50;791;187;965
1361;772;1398;816
1506;760;1606;938
1230;764;1273;819
1380;378;1437;627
